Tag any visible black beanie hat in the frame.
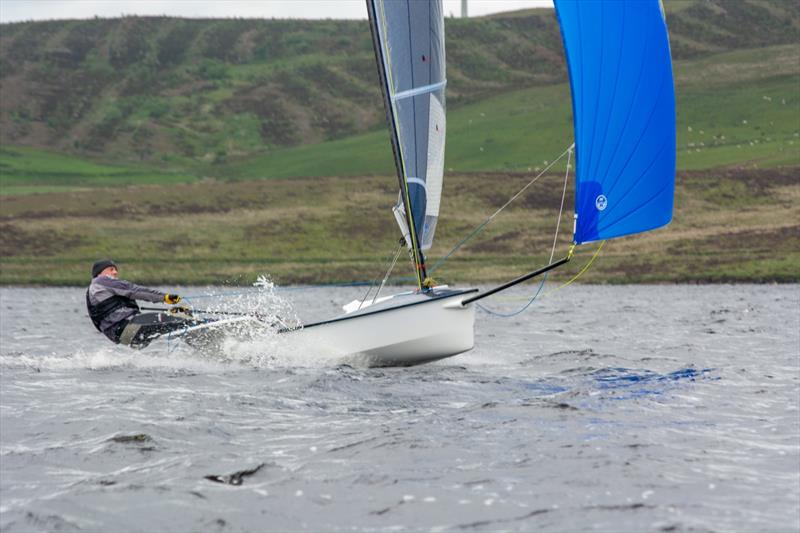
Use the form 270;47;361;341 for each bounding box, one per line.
92;259;117;278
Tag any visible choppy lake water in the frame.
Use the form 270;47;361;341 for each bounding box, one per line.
1;284;798;532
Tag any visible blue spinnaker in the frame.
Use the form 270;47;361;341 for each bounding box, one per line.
555;0;676;245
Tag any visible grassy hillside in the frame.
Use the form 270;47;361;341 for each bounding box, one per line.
1;0;798;166
1;2;798;285
0;145;197;195
3;54;796;191
224;63;799;179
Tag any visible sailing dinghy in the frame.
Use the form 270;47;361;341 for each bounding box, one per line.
287;0;476;366
284;0;676;367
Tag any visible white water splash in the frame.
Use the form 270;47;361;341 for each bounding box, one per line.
166;275;327;368
0;277;312;371
0;345;231;372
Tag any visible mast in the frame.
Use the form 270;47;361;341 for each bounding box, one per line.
366;0;428;289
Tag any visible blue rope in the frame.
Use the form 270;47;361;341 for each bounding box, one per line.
475;273;548;317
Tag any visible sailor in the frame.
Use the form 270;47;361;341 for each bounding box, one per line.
86;259;197;348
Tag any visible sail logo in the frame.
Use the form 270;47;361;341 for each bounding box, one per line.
595;194;608;211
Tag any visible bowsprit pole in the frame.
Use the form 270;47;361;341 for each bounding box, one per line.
460;244;576;306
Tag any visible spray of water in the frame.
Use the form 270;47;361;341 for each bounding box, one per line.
0;345;231;373
0;278;380;371
148;275;309;367
0;276;325;371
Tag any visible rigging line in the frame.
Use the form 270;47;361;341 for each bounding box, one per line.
372;243;404;305
358;241;405;310
476;146;573;318
541;240;606;298
485;143;575;224
181;144;571;299
429;143;575;273
476;273;549;317
550;146;573;263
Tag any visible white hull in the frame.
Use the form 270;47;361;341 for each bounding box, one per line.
287;288;477;367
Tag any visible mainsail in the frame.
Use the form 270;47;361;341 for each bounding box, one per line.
367;0;446;285
555;0;676;245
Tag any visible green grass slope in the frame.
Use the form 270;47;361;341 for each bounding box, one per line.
4;45;796;191
1;0;798;166
223;64;800;179
0;145;198;194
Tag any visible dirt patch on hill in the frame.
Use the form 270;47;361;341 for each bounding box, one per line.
681;166;798;195
0;223;85;256
704;225;799;251
467;230;526;254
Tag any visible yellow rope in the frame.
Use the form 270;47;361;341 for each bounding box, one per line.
542;240;606;298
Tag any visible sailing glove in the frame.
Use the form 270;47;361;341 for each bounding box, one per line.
169;305;192;315
164;294;181;304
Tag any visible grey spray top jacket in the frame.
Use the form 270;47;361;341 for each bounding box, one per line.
87;276;167;334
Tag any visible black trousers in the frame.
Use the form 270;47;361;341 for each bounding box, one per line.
116;312;200;348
